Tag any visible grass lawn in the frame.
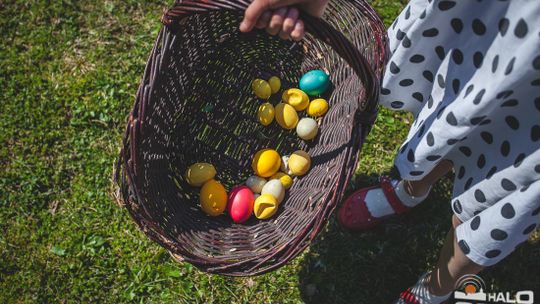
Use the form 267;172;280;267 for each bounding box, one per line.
1;0;538;303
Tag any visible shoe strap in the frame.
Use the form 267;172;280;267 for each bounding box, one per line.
379;176;409;215
398;288;421;304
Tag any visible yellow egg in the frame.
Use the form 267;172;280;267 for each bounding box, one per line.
274;103;299;129
270;172;293;189
253;194;278;219
296;117;318;140
252;79;264;91
199;179;227;216
268;76;281;94
252;79;271;99
288;150;311;176
282;88;309;111
252;148;281;177
257;102;275;126
185;163;217;186
307;98;329;117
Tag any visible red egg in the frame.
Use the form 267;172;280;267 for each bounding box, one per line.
227;186;255;223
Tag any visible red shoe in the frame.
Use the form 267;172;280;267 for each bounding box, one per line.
396;288;422;304
393;272;452;304
337;176;412;231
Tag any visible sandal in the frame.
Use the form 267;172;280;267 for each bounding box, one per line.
337;176;419;231
394;272;452;304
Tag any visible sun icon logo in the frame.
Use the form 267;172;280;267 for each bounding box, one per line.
454;274;488;301
464;283;478;294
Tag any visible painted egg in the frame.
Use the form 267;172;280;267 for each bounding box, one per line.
280;155;289;172
299;70;330;96
185;163;216;186
307;98;329;117
257;102;275;126
254;193;260;200
246;175;267;193
227;186;255;223
275;103;299;129
288;150;311;176
270;172;293;189
253;194;278;219
251;78;263;91
252;79;271;99
252;148;281;177
268;76;281;94
200;179;227;216
261;179;285;204
296;117;318;140
282;88;309;111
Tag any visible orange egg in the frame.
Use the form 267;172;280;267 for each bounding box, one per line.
199;179;227;216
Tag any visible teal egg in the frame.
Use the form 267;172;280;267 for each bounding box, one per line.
299;70;330;96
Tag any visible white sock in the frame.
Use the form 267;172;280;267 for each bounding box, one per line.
394;180;430;207
407;272;452;304
365;180;429;218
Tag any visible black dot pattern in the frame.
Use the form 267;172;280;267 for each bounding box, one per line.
473;52;483;68
453;200;463;214
474;189;487;202
451;18;463;33
470;216;481;230
485;250;501;258
514;19;528;38
439;1;456;11
472;19;486;35
458;240;471;254
435;46;445;60
499;18;509;36
379;2;539;266
501;179;517;191
523;224;536;235
501;203;515;219
491;229;508;241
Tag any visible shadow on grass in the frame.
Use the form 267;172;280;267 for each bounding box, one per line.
298;172;540;304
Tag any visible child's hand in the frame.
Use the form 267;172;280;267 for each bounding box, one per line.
240;0;329;41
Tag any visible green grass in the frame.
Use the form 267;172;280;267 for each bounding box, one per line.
1;0;538;303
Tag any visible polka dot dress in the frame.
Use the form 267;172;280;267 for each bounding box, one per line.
381;0;540;266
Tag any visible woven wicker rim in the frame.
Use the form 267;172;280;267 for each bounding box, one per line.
115;0;387;276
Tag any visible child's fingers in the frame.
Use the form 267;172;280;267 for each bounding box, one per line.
290;19;305;41
266;7;287;36
240;0;271;32
255;11;272;29
279;7;299;39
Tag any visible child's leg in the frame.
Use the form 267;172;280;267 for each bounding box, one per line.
405;160;453;197
426;215;484;296
427;179;540;296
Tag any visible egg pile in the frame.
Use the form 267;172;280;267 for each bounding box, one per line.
255;70;330;141
185;70;330;223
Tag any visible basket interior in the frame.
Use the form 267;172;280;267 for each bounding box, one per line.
132;3;374;265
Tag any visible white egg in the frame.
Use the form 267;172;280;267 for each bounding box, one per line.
280;155;289;172
246;175;267;193
296;117;318;140
261;179;285;203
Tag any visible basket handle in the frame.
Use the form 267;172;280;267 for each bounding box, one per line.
161;0;383;113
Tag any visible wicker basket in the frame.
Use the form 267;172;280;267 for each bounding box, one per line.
115;0;387;276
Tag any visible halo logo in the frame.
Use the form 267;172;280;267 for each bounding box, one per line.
454;274;534;304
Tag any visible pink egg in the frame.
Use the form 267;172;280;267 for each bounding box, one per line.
227;186;255;223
